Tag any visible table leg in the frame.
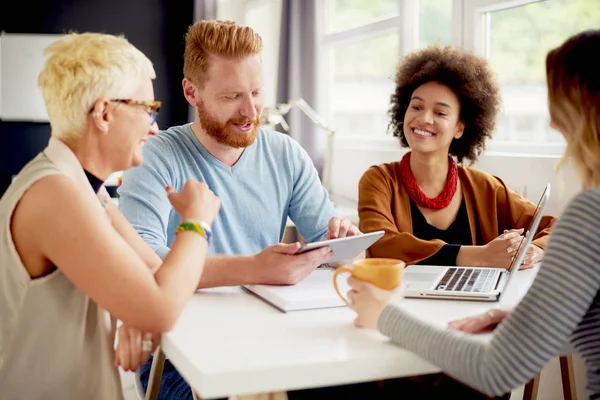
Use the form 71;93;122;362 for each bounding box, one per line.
523;372;541;400
559;355;577;400
145;346;166;400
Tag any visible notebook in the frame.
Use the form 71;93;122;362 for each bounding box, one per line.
243;269;350;312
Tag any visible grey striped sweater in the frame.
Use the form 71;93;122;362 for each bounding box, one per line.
378;188;600;399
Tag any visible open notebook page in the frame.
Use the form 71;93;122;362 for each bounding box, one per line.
243;269;351;312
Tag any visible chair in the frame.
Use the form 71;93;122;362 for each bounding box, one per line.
134;368;146;400
522;355;577;400
523;372;541;400
144;346;166;400
559;356;578;400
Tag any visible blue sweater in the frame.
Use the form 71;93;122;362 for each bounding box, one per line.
118;124;336;258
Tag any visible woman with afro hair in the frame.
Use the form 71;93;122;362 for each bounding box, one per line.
358;45;555;271
354;43;558;400
353;44;558;400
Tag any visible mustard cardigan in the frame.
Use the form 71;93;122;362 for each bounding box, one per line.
358;162;555;265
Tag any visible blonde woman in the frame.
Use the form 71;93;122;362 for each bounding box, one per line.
348;29;600;399
0;33;220;399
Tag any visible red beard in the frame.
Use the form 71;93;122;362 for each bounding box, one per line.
196;101;262;148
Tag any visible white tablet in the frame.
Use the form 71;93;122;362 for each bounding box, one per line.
295;230;385;263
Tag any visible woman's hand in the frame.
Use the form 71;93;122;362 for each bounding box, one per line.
346;276;402;329
521;244;544;269
448;308;511;333
502;229;544;269
480;229;525;268
114;325;160;372
167;180;221;225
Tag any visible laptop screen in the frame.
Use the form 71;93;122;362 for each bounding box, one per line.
505;183;551;274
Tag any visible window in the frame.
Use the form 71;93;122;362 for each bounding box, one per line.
320;0;600;154
418;0;453;48
466;0;600;153
319;0;453;139
329;33;400;139
326;0;399;33
216;0;282;109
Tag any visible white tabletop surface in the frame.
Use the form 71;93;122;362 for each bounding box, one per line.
162;267;539;399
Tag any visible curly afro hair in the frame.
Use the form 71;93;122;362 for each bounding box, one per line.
388;45;501;164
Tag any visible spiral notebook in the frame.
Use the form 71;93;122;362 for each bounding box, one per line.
243;269;351;312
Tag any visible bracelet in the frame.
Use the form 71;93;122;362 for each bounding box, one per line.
185;219;212;233
176;220;212;244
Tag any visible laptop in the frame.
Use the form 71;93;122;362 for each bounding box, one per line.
403;183;550;302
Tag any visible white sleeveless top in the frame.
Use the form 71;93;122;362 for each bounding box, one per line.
0;138;123;400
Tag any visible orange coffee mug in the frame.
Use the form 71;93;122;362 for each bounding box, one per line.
333;258;405;305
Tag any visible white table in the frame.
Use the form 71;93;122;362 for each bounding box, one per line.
154;267;539;399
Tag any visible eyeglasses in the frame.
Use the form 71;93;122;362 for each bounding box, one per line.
111;99;162;124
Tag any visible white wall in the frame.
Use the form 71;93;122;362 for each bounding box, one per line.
329;138;582;218
217;0;282;109
216;0;245;21
0;33;63;122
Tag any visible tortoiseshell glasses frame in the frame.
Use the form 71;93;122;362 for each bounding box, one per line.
110;99;162;124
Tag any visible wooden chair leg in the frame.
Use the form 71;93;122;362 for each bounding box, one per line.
145;346;166;400
560;355;577;400
523;372;541;400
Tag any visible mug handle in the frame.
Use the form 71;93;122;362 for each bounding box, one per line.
333;266;353;306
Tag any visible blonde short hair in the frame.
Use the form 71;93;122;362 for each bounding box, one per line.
546;29;600;188
38;32;156;140
183;20;262;87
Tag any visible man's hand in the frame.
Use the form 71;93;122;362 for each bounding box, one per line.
326;217;361;240
324;217;363;267
251;242;333;285
114;325;160;372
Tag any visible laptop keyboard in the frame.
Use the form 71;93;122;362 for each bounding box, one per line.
434;268;498;293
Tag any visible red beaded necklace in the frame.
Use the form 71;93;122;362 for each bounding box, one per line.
399;152;458;210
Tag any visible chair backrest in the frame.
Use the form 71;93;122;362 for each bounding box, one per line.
134;368;145;400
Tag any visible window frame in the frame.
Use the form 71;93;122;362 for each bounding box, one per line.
318;0;566;156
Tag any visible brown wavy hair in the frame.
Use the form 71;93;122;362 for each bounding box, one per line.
388;45;500;164
547;29;600;188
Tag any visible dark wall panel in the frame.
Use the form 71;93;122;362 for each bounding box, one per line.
0;0;193;185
